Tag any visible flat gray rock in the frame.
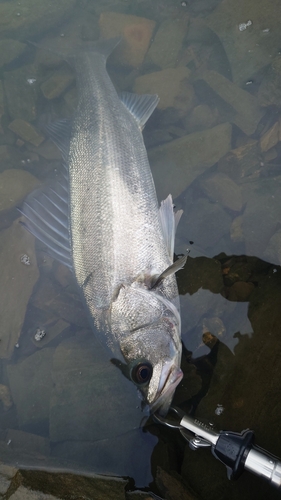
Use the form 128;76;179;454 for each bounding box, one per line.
149;122;232;201
0;219;39;358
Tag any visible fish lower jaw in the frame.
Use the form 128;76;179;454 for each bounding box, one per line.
150;366;183;416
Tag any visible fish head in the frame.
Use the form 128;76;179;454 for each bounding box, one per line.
111;284;183;415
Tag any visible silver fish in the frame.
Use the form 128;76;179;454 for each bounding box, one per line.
20;38;185;414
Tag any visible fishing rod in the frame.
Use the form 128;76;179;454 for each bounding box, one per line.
154;407;281;489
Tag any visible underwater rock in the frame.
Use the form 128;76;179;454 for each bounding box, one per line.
264;229;281;265
241;177;281;258
181;197;232;249
187;262;281;499
207;0;281;85
0;39;26;68
145;17;189;69
196;70;263;135
40;66;75;100
199;173;243;212
17;470;129;500
9;487;62;500
149;122;232;201
4;65;39;122
0;0;76;40
133;66;194;114
156;467;197;500
258;56;281;107
50;335;143;443
27;139;61;160
230;215;244;243
178;256;224;296
0;81;4;120
227;281;255;301
99;12;155;67
0;146;23;171
259;121;279;152
5;429;50;457
0;169;39;213
217;140;260;183
7;348;54;427
182;104;218;133
0;463;17;496
8;119;44;147
0;220;39;358
0;384;13;411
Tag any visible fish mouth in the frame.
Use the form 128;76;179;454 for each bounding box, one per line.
150;365;183;416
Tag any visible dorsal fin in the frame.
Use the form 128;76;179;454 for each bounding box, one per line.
120;91;159;130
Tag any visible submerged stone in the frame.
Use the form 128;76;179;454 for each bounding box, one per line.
133;66;194;116
258;56;281;107
196;70;264;135
0;0;76;40
0;220;39;358
49;335;143;444
40;66;74;100
0;169;39;213
149;122;232;201
99;12;155;67
217;140;260;183
4;65;39;122
145;17;189;69
0;146;23;171
7;348;54;427
259;121;279;152
199;173;243;212
0;39;26;68
8;118;44;147
207;0;281;85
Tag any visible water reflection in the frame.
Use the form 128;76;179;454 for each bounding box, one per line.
0;0;280;498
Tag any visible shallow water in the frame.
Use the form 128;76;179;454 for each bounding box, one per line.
0;0;281;498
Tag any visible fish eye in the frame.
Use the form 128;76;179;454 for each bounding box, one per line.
131;361;153;386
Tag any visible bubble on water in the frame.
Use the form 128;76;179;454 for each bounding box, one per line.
239;20;252;31
27;78;36;85
34;328;46;342
20;254;30;266
215;404;224;416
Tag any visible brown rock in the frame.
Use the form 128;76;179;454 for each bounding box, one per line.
145;17;189;69
217;141;260;183
196;70;264;135
183;103;218;133
227;281;255;301
0;169;39;213
199;173;243;212
8;118;44;147
40;66;74;99
259;121;279;152
0;384;13;410
99;12;155;67
134;66;194;114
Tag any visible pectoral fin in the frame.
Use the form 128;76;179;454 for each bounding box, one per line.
151;255;187;289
